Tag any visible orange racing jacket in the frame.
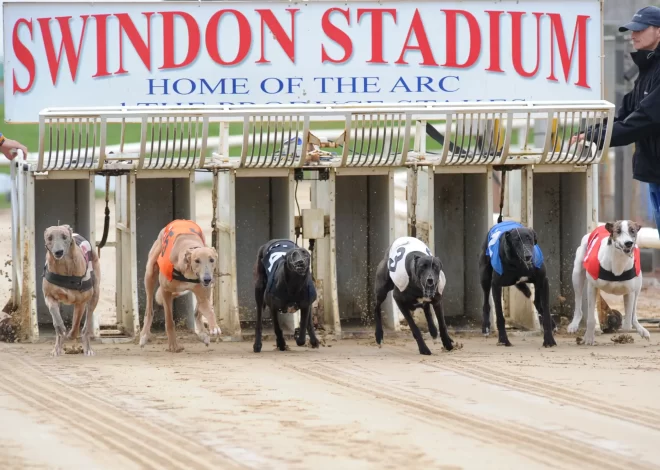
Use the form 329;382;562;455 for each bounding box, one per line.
157;219;206;281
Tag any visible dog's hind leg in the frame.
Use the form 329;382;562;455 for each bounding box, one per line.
140;245;160;348
492;282;512;347
568;244;587;334
253;247;267;353
394;295;431;355
373;258;393;346
583;284;599;345
431;295;454;351
480;259;493;336
80;305;95;356
44;295;66;357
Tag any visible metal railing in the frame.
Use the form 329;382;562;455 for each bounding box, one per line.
34;101;615;172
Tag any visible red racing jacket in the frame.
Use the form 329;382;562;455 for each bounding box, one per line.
582;225;640;281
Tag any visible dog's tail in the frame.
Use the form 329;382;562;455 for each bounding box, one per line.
515;283;532;298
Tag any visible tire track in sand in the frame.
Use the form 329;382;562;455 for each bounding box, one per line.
422;358;660;433
0;353;248;470
285;361;657;470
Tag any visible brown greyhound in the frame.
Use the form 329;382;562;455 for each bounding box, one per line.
141;219;220;352
42;225;100;356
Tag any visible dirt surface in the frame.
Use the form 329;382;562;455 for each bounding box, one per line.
1;333;660;470
3;184;660;469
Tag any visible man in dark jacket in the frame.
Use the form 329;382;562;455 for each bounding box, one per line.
573;6;660;231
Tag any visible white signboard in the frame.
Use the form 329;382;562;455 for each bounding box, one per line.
3;0;603;122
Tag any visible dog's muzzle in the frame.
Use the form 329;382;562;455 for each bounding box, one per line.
623;241;634;255
422;277;437;298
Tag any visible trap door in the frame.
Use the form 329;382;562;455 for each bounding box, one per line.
31;172;95;333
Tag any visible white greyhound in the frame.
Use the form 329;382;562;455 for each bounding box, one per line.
568;220;650;345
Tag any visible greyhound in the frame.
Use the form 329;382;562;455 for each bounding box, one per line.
568;221;650;345
141;219;220;353
253;239;319;353
42;225;100;357
373;236;454;355
479;220;556;348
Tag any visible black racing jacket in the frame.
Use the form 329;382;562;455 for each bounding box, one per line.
586;45;660;184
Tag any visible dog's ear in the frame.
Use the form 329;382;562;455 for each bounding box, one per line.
632;220;642;232
184;247;194;269
532;229;538;246
62;224;72;235
605;222;614;235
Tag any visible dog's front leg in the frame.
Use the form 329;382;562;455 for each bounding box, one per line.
491;282;512;346
193;286;215;346
583;285;599;345
272;308;288;351
45;296;66;356
162;290;183;353
628;289;651;341
394;296;431;355
140;263;159;347
67;302;85;341
568;256;587;334
422;303;439;341
305;306;320;349
296;306;309;347
431;295;454;351
480;264;493;336
536;276;556;348
80;305;95;356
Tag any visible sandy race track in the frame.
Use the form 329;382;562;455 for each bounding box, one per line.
2;187;660;469
1;334;660;470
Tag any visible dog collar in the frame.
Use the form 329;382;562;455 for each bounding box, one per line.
597;265;638;282
172;269;200;283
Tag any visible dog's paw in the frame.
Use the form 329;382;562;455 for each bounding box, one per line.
567;322;580;334
296;337;306;347
167;344;185;353
637;326;651;341
543;337;557;348
497;339;513;347
309;337;320;349
253;342;262;353
83;348;95;357
418;345;432;356
482;327;491;337
208;326;221;336
198;332;210;346
50;347;63;357
139;334;150;348
582;334;596;346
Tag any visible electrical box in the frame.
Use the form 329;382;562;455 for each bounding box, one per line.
302;208;325;239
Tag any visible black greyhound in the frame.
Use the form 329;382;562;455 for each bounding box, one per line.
479;220;557;347
253;239;319;353
373;236;454;355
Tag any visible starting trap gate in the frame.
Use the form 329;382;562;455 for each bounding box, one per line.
10;100;614;342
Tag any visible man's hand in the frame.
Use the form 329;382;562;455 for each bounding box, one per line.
0;138;28;160
570;133;585;146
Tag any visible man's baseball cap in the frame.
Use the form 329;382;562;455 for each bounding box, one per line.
619;6;660;32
